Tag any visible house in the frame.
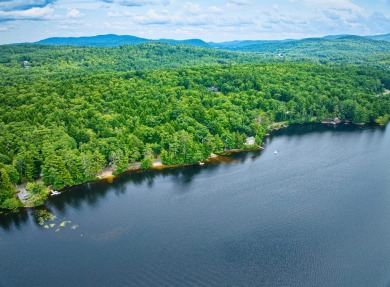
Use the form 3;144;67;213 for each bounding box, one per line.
23;61;31;69
244;136;256;146
207;87;219;92
321;118;341;125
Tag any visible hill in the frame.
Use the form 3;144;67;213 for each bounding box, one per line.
157;38;210;47
209;39;295;49
0;42;275;77
210;33;390;49
36;34;210;48
367;33;390;42
231;36;390;66
34;33;390;49
36;34;150;47
2;36;390;82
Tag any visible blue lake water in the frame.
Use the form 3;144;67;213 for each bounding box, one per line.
1;124;390;287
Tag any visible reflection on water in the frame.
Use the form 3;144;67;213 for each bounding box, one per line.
0;208;29;231
2;153;260;230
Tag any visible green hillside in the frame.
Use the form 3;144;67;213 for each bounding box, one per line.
0;42;389;209
0;43;273;78
234;36;390;67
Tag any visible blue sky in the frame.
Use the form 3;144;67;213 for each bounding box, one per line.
0;0;389;44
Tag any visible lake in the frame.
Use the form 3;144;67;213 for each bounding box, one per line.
1;124;390;287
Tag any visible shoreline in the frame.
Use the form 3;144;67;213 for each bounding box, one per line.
95;146;264;180
92;120;376;183
12;146;266;210
8;121;384;211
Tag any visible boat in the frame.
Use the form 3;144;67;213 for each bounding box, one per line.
274;150;277;154
198;161;205;166
51;190;61;196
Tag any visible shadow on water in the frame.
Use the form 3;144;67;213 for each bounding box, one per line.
46;164;207;215
0;124;386;231
0;209;29;231
265;123;385;147
270;123;381;139
50;150;262;215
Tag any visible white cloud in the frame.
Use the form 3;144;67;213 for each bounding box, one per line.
0;0;56;12
227;0;251;7
0;5;55;21
100;0;170;6
134;9;171;24
52;19;87;31
55;1;103;10
321;6;365;21
134;9;210;26
107;3;208;26
107;11;126;17
182;3;202;15
323;10;341;20
302;0;364;14
1;0;390;44
365;12;390;34
208;6;222;14
66;8;84;19
213;16;255;27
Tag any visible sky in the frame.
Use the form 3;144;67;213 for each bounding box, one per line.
0;0;389;44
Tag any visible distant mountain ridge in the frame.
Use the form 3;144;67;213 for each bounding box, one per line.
208;39;295;49
36;34;210;47
34;33;390;48
367;33;390;41
36;34;149;47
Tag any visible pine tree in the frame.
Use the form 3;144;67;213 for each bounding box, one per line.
0;168;17;205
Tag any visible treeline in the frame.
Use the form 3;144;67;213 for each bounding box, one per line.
3;38;389;85
1;61;389;208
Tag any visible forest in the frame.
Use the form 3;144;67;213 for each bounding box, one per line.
0;42;389;209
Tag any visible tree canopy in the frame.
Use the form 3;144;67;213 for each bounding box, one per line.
0;42;389;209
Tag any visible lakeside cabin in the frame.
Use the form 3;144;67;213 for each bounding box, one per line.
244;136;256;146
207;87;219;92
321;118;341;125
23;61;31;69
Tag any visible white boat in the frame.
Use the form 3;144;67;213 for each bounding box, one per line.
51;190;61;196
198;161;205;166
274;150;277;154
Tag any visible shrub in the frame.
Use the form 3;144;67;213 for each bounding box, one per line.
1;198;21;210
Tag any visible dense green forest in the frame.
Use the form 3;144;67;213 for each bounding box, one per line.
0;43;271;75
0;42;389;209
3;35;390;77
